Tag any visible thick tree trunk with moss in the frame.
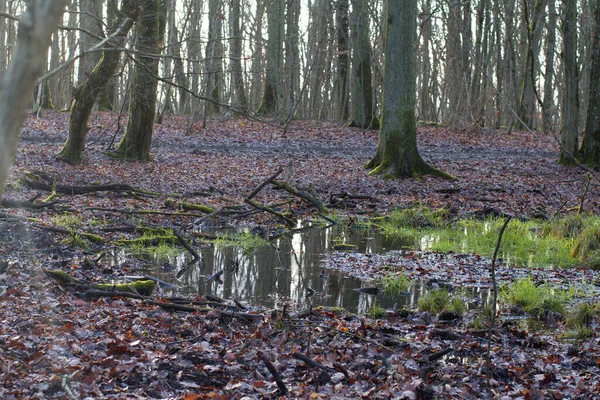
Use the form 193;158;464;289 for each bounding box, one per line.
365;0;452;180
558;0;579;165
115;0;167;161
581;0;600;164
57;0;140;165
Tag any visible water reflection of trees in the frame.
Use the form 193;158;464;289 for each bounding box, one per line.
123;224;491;314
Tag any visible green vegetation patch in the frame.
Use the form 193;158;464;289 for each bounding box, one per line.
213;231;270;253
501;278;567;318
378;272;411;296
375;208;600;268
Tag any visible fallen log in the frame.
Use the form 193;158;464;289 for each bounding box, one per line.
271;180;329;215
23;179;158;196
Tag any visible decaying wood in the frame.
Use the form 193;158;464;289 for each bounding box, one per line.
1;198;58;209
244;198;296;226
24;179;158;196
247;166;284;200
272;180;329;214
292;350;335;372
260;353;289;395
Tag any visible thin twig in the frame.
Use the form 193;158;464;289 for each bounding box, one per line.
486;216;512;385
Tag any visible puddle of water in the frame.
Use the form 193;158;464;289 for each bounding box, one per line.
108;223;490;314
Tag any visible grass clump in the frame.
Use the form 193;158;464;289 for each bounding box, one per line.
375;208;600;267
565;303;597;328
214;231;269;253
379;272;411;297
501;278;567;317
418;289;450;315
367;303;387;319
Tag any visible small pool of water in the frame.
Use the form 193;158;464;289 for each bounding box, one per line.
108;223;490;314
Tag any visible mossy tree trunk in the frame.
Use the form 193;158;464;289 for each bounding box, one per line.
365;0;453;180
115;0;167;161
581;0;600;164
57;0;140;165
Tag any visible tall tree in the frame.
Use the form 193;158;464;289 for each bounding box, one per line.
114;0;167;161
205;0;224;115
258;0;284;114
350;0;376;128
78;0;103;83
0;0;69;197
335;0;350;121
58;0;141;165
559;0;579;165
581;0;600;164
365;0;452;180
230;0;247;111
284;0;300;119
542;0;557;133
515;0;547;130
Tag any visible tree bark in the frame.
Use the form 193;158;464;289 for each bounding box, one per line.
350;0;376;129
365;0;452;180
581;0;600;164
205;0;224;115
515;0;547;130
0;0;69;198
259;0;283;114
542;0;557;133
335;0;350;121
230;0;247;111
115;0;167;161
57;0;141;165
558;0;579;165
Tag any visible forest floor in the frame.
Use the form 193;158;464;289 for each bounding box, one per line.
0;111;599;399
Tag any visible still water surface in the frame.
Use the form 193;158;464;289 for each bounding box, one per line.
110;223;488;314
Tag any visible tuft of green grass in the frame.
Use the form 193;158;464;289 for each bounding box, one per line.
367;303;387;319
379;272;411;296
373;209;600;268
566;303;597;328
501;278;567;317
562;326;594;339
444;297;467;317
213;231;270;253
417;289;450;315
63;233;90;249
52;213;84;229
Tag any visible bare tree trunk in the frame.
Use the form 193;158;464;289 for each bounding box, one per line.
284;0;300;119
334;0;349;121
230;0;247;111
515;0;547;130
115;0;167;161
0;0;69;197
250;0;265;111
542;0;557;133
559;0;579;165
206;0;224;115
78;0;103;83
581;0;600;164
350;0;376;129
259;0;283;114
